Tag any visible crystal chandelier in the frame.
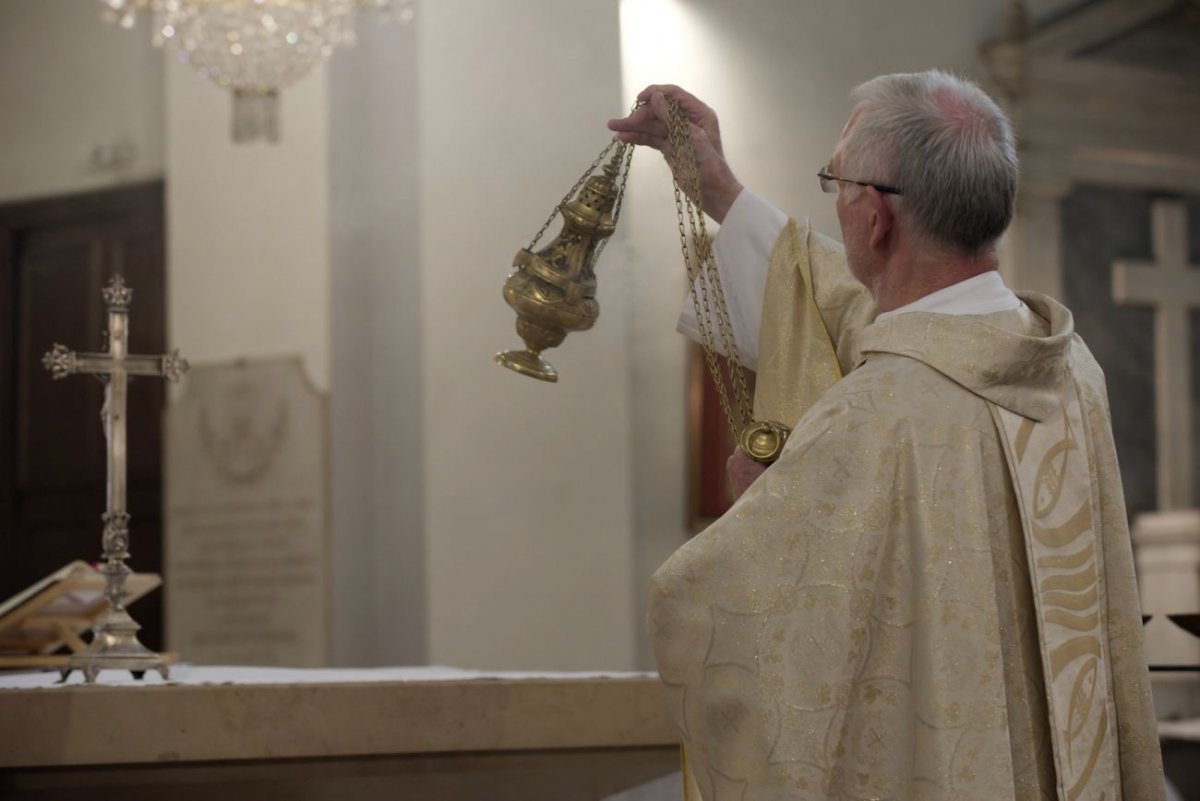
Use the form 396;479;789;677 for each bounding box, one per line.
100;0;410;142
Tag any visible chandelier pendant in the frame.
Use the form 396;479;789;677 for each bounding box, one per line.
233;87;281;143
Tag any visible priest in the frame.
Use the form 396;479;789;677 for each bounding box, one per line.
609;72;1164;800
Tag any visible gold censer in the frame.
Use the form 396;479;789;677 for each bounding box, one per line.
496;101;791;464
496;141;633;382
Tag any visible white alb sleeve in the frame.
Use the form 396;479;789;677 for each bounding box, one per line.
676;188;788;370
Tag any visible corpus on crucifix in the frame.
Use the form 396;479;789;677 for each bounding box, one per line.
41;275;189;683
1112;199;1200;511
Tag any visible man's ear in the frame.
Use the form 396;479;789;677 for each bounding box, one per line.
867;188;894;250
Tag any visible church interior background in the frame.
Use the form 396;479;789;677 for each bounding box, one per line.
1;0;1198;797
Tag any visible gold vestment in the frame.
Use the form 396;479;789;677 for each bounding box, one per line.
651;219;1165;800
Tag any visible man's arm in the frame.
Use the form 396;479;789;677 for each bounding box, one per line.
610;87;873;497
676;188;786;371
609;87;767;370
610;87;872;374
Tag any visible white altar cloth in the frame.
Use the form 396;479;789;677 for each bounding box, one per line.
0;664;655;689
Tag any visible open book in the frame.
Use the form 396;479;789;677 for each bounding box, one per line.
0;561;161;664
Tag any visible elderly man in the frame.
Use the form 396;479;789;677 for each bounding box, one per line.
609;73;1163;801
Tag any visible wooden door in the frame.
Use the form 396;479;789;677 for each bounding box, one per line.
0;182;166;650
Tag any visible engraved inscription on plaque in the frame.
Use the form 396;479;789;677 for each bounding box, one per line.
166;358;329;666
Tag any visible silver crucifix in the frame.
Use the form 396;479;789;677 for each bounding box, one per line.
42;275;188;683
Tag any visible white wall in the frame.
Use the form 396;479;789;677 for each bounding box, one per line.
417;0;635;670
165;62;331;391
0;0;163;203
328;16;425;667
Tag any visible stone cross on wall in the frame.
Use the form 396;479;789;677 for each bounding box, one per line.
1112;199;1200;511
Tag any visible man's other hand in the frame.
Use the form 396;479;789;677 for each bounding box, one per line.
727;447;767;500
607;85;743;223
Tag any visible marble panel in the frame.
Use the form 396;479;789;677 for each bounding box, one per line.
165;357;329;666
1062;186;1200;517
1062;185;1159;518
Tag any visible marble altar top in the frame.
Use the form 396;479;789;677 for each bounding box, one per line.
0;664;655;690
0;665;676;769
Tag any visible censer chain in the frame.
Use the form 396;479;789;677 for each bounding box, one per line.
664;97;754;443
527;136;633;253
529;100;645;254
592;141;635;265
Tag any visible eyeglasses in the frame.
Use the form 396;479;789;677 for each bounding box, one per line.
817;167;901;196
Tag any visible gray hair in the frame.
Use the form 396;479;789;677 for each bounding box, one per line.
840;70;1017;257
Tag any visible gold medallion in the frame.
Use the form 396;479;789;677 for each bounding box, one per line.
739;420;792;464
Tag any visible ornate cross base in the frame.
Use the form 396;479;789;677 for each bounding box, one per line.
60;607;172;684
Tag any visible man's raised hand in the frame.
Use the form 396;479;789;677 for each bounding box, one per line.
607;85;743;224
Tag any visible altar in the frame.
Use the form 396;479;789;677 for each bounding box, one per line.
0;667;681;801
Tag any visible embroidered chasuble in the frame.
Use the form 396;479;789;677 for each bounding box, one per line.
651;219;1164;800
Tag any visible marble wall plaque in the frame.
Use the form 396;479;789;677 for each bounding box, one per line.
1061;186;1200;519
166;358;329;666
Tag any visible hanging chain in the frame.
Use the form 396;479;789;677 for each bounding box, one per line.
528;137;622;252
593;139;635;265
665;97;753;441
528;101;642;255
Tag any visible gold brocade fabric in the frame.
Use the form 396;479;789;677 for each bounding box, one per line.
655;220;1164;801
751;220;872;426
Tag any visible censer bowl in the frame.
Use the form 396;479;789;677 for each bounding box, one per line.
496;349;558;382
495;264;593;383
497;310;564;382
495;288;598;383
